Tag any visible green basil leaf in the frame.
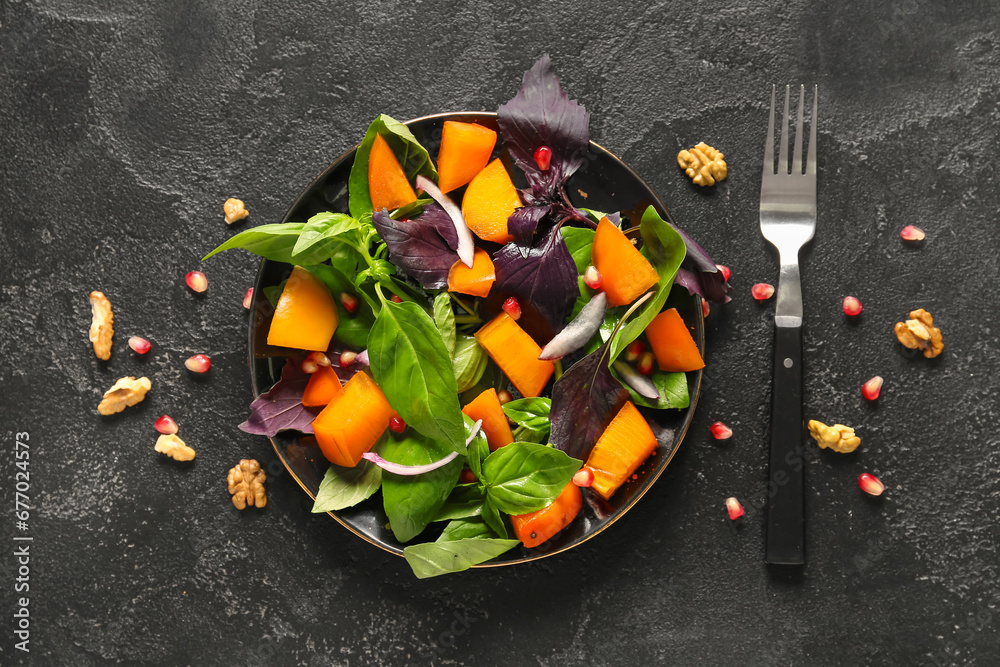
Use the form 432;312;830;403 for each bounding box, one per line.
311;460;381;513
465;414;490;482
502;398;551;430
438;517;495;542
303;264;376;349
391;197;434;220
613;367;690;410
431;483;485;522
202;223;306;262
481;497;508;539
514;427;548;444
368;299;467;454
433;292;457;357
291;212;362;263
579;208;611;225
403;537;520;579
349;114;438;219
452;335;488;393
482;443;581;515
263;282;286;308
380;431;462;543
561;226;596;274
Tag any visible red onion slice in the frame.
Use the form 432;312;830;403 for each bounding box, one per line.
538;292;608;360
415;175;475;268
360;420;483;476
612;361;660;400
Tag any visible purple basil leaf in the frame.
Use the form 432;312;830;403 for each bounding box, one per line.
549;340;628;461
507;204;551;245
239;356;322;437
498;55;590;197
669;223;732;304
371;207;459;289
493;226;579;331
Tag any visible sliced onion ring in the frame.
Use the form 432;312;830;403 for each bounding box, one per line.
539;292;608;360
612;361;660;400
360;420;483;476
415;175;475;268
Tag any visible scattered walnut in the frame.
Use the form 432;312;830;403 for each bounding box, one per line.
808;420;861;454
155;434;196;461
227;459;266;509
894;308;944;358
677;142;728;187
223;198;249;225
88;291;114;360
97;376;151;415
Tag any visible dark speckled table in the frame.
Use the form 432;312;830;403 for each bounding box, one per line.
2;1;999;664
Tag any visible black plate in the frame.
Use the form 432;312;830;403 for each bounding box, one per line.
248;112;704;566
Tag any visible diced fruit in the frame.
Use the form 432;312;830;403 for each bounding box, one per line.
462;388;514;452
751;283;775;301
474;313;554;398
502;297;522;321
312;372;394;467
625;340;645;362
591;217;659;307
243;288;254;310
302;366;344;407
726;497;744;520
637;352;655;375
533;146;553;171
339;292;359;314
644;308;705;372
583;265;603;290
584;401;658;500
436;121;498;193
716;264;732;281
862;376;883;401
129;336;151;354
572;468;594;488
185;271;208;293
154;415;178;435
843;296;863;316
368;132;417;212
858;472;885;496
389;415;407;433
267;266;339;352
185;354;211;373
447;248;495;298
710;421;733;440
511;482;582;548
900;225;925;242
461;158;520;244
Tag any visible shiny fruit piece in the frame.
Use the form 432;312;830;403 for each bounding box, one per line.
702;300;710;318
390;295;403;303
436;121;497;193
710;421;733;440
185;271;208;293
572;468;594;488
312;372;394;467
339;292;359;314
625;340;645;363
751;283;775;301
447;248;495;298
858;472;885;496
301;359;319;374
843;296;863;316
242;288;253;310
716;264;731;281
900;225;925;242
368;132;417;212
497;389;513;406
645;308;705;372
637;352;655;376
726;497;744;520
583;265;603;290
154;415;178;435
512;482;582;548
462;388;514;452
267;266;339;352
307;351;331;367
184;354;211;373
502;297;522;321
129;336;151;355
533;146;552;171
461;158;520;244
591;217;659;307
862;376;883;401
389;415;407;433
339;350;357;367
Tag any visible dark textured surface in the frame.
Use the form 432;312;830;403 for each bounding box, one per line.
2;0;999;664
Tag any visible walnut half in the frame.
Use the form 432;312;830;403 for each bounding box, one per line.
97;376;151;415
228;459;266;509
678;142;728;187
808;420;861;454
89;291;114;360
155;434;196;461
894;308;944;358
223;198;249;225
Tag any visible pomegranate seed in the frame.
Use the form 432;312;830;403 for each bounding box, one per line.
390;295;403;303
339;292;359;314
710;421;733;440
702;300;710;318
637;352;655;376
154;415;178;435
339;350;357;367
725;497;745;521
497;389;514;405
843;296;863;316
389;415;407;433
301;360;319;374
307;351;331;367
751;283;775;301
625;341;646;362
185;271;208;293
533;146;553;171
242;287;254;310
459;468;477;484
858;472;885;496
862;376;884;401
184;354;211;373
583;265;603;290
900;225;926;242
128;336;151;354
572;468;595;488
502;296;522;321
716;264;732;281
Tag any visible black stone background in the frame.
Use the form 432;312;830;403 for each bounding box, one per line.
2;0;999;665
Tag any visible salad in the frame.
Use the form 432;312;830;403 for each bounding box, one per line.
206;56;732;578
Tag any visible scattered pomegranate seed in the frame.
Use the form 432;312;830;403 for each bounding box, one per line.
583;265;603;290
502;296;522;321
725;497;745;521
716;264;732;281
572;468;595;488
154;415;178;435
185;271;208;293
340;292;359;314
858;472;885;496
389;415;407;433
307;351;331;367
128;336;151;355
497;389;514;405
710;421;733;440
625;341;646;363
459;468;477;484
702;300;710;318
184;354;211;373
843;296;863;316
900;225;926;242
301;359;319;374
862;376;884;401
637;352;655;375
390;295;403;303
751;283;775;301
339;350;357;367
533;146;553;171
242;287;254;310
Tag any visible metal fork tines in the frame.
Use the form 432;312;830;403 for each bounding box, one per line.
760;84;817;566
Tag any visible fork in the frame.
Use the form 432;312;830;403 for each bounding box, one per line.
759;84;817;565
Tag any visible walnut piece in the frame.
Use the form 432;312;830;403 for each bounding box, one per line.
223;198;249;225
88;291;114;360
97;376;151;415
155;434;196;461
228;459;266;509
808;420;861;454
677;142;728;187
894;308;944;358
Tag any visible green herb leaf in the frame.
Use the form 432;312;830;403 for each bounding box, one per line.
311;460;381;513
304;264;376;349
263;282;285;308
482;442;581;515
452;335;488;393
561;226;596;273
614;367;690;410
481;496;509;538
502;397;552;432
465;414;490;482
431;484;485;522
380;431;462;543
403;537;520;579
433;292;457;357
438;517;495;542
202;223;306;262
291;212;362;263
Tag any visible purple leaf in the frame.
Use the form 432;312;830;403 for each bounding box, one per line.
507;204;551;245
493;226;579;331
371;206;459;289
239;357;322;437
669;223;733;304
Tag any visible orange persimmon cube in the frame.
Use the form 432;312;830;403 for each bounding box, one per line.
645;308;705;372
474;313;554;398
512;482;582;548
368;132;417;212
437;121;497;193
447;248;495;298
584;401;658;500
461;158;520;244
312;372;394;467
267;266;339;351
591;216;660;307
462;388;514;452
301;366;344;407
